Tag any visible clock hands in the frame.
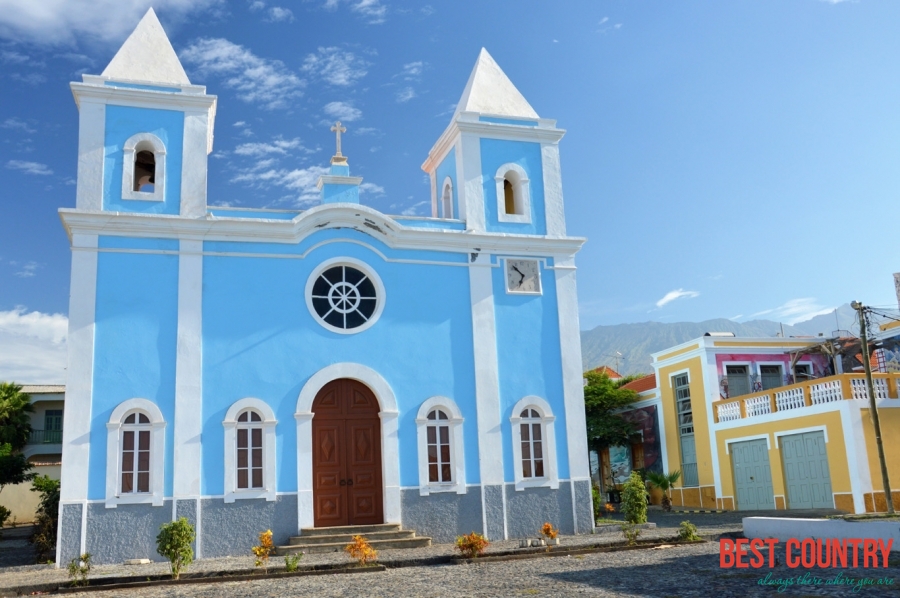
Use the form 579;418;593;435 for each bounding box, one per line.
512;265;526;285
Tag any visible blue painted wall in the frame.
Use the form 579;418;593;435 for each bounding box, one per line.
480;139;546;235
103;105;184;215
200;229;480;494
492;257;568;482
88;237;179;499
435;149;458;218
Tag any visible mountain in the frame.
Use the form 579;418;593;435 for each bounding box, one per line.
580;304;858;374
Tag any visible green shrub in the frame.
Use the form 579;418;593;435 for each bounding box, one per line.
620;522;641;546
591;484;602;521
678;520;701;542
156;517;195;579
620;471;648;524
284;553;301;572
66;553;92;587
30;475;60;562
0;505;9;532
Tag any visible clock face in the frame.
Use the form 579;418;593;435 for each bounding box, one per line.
506;259;541;294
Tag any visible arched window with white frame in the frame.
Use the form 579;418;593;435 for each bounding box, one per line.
223;398;277;503
495;163;531;224
121;132;166;202
105;398;166;508
440;177;453;219
510;396;558;491
415;397;466;495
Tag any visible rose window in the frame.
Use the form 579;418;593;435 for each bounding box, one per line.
310;265;378;330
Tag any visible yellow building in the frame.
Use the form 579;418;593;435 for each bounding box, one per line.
623;335;899;513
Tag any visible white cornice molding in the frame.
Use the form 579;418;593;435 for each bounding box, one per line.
316;175;363;190
421;116;565;173
58;203;585;256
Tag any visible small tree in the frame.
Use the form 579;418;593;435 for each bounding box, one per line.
344;535;377;566
0;383;36;505
156;517;195;579
30;475;60;561
646;470;681;512
620;471;648;524
583;371;638;459
252;529;275;573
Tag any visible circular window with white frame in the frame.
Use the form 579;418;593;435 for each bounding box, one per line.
306;258;385;334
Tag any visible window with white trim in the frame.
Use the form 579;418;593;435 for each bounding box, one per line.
440;178;453;219
236;410;264;490
122;133;166;202
120;412;151;494
105;398;166;508
510;396;558;491
415;397;466;495
223;398;277;502
495;163;531;223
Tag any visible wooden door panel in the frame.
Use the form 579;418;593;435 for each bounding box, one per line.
312;379;383;527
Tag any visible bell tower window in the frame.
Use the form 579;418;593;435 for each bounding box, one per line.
495;163;531;224
122;132;166;202
440;177;453;219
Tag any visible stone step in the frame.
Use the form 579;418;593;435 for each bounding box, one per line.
288;529;417;545
297;523;401;537
277;536;432;554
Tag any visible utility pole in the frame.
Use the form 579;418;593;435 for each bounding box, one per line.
851;300;895;514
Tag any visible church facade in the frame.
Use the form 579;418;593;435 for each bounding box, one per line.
57;10;591;564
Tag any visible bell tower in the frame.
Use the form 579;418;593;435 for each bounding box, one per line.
70;8;216;218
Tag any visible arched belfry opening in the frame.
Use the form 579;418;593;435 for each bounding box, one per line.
134;149;156;192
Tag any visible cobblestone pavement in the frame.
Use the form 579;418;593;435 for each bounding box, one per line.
2;509;897;597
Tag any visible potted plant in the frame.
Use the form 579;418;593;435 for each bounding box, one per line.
646;470;681;512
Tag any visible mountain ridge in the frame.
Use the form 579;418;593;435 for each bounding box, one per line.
580;304;858;374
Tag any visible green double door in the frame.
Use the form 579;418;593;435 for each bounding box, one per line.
781;431;833;509
731;439;775;510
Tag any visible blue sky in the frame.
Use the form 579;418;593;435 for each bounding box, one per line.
2;0;900;382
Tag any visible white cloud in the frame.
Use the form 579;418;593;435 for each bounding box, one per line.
351;0;387;23
1;118;35;133
0;0;220;46
233;165;329;205
302;47;369;87
355;127;377;135
266;6;294;21
396;87;416;103
233;136;304;157
399;61;423;78
749;298;834;325
655;289;700;308
11;261;39;278
249;1;265;10
401;200;429;216
180;38;304;110
323;101;362;122
0;50;30;64
359;182;384;196
6;160;53;175
0;307;67;384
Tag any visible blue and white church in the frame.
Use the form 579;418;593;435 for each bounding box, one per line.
57;9;591;564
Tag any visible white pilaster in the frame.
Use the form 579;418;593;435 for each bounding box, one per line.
554;256;590;483
459;134;484;232
841;402;872;514
469;254;504;486
75;101;105;211
541;143;566;237
180;112;209;219
60;234;98;503
173;239;203;499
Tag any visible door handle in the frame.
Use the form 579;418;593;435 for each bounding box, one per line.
340;479;347;486
347;479;353;486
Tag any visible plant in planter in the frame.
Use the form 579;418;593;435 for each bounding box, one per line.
620;471;648;524
284;553;302;572
345;535;377;566
455;532;489;558
252;530;275;573
646;470;681;512
540;522;559;549
620;522;641;546
66;553;92;587
156;517;195;580
677;520;701;542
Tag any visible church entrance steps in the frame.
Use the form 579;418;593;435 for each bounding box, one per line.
278;524;431;554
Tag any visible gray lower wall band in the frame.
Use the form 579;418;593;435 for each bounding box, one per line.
84;501;173;565
399;488;483;543
58;503;84;565
200;495;297;559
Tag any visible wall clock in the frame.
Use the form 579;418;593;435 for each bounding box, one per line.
505;259;541;295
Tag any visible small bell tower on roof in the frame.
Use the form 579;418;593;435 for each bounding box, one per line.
101;8;191;85
454;48;539;119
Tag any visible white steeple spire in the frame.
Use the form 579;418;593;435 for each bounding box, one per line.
101;8;190;85
454;48;539;119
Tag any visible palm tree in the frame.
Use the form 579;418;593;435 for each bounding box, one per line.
646;470;681;512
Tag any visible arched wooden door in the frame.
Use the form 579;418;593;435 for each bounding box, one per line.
312;379;384;527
